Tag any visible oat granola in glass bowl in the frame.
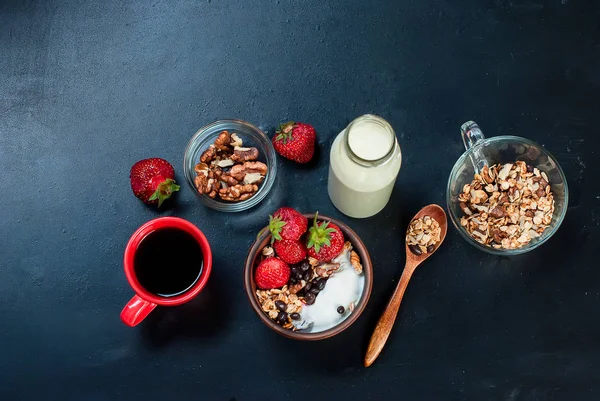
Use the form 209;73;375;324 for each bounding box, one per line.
183;119;277;212
446;121;568;255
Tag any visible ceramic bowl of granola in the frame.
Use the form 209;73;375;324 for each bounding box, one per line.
447;121;568;255
244;211;373;340
183;119;277;212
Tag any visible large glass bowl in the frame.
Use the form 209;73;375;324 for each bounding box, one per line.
446;121;568;255
183;119;277;212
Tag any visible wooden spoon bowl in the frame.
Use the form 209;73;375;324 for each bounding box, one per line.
404;204;448;266
364;204;447;367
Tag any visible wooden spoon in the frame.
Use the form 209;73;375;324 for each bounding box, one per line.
364;204;447;367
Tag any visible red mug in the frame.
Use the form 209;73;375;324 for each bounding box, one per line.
120;217;212;327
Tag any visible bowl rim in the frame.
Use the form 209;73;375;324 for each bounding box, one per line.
243;213;373;340
183;119;277;212
446;135;569;255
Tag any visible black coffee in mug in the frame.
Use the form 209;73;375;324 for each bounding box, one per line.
134;228;204;297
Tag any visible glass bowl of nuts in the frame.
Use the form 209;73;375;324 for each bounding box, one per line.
447;121;568;255
183;119;277;212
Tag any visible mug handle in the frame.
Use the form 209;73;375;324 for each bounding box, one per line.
120;295;157;327
460;121;488;173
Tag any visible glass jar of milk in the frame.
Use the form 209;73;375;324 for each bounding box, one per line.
328;115;402;218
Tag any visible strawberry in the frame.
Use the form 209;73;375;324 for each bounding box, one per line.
255;257;291;289
268;207;308;242
272;121;316;163
130;158;180;207
306;213;345;262
273;239;307;264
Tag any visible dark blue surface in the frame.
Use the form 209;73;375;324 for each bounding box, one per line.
1;1;599;400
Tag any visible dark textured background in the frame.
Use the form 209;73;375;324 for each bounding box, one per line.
1;0;599;400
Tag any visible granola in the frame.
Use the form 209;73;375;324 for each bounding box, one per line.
255;240;364;331
194;131;268;202
458;161;555;249
406;215;441;255
256;285;304;330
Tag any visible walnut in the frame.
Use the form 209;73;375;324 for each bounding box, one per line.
222;174;239;186
231;146;259;162
194;162;209;174
206;171;220;198
289;282;303;295
314;263;341;278
200;145;217;163
219;184;258;201
350;251;362;274
230;133;243;147
194;169;219;198
214;131;231;151
215;158;235;168
193;163;215;196
214;169;239;186
243;173;264;185
261;246;274;257
229;161;268;181
195;176;219;198
194;175;206;191
195;132;268;203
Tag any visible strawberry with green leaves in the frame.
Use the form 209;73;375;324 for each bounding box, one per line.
272;121;316;163
268;207;308;242
130;158;180;207
306;213;345;262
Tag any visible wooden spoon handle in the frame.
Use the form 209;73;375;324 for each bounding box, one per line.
364;264;415;367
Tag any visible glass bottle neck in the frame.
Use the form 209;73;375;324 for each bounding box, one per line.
343;114;396;167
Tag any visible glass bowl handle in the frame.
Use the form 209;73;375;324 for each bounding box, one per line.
460;121;488;173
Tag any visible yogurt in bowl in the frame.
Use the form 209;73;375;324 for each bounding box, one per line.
294;243;365;332
244;211;373;341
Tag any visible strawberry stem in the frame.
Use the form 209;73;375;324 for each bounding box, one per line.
268;214;287;244
148;178;180;207
306;212;335;253
275;121;296;144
